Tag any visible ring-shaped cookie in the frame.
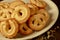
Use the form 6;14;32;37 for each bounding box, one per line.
12;5;30;23
10;1;25;9
0;19;18;38
0;2;9;9
28;14;47;31
37;9;50;22
27;3;38;16
0;8;13;21
30;0;47;8
19;23;33;35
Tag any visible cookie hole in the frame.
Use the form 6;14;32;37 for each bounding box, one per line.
23;27;27;31
30;8;32;9
9;27;11;30
40;18;43;21
8;25;11;30
19;12;22;16
42;13;46;16
32;20;35;24
9;12;12;14
37;23;40;26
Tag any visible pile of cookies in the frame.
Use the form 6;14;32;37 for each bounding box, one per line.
0;0;50;38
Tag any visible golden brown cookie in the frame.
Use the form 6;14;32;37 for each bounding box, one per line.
0;2;9;9
11;5;30;23
0;19;18;38
10;1;25;9
30;0;47;8
0;8;13;21
19;23;33;35
27;3;38;16
28;14;47;31
37;9;50;22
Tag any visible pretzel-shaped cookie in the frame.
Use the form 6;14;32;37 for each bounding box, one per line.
0;2;9;9
0;19;18;38
11;5;30;23
27;3;38;16
28;14;47;31
37;9;50;22
10;1;25;9
19;23;33;35
0;8;13;21
30;0;47;8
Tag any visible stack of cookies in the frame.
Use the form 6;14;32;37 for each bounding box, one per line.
0;0;50;38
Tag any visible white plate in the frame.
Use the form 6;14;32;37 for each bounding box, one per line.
0;0;59;40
